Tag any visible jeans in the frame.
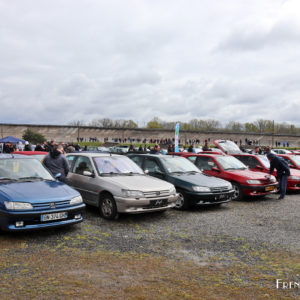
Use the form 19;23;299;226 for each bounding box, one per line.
278;174;288;198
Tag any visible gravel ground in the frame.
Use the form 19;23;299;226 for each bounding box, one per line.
1;192;300;299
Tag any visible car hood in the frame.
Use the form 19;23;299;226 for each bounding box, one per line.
0;180;79;203
103;175;173;191
170;172;231;188
225;169;269;180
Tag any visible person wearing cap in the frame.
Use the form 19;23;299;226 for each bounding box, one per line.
267;152;290;199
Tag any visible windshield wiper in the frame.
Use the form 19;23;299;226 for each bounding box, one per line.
170;171;185;174
18;176;45;181
186;170;199;174
0;177;17;182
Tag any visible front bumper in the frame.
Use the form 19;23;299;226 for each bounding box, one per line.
0;203;86;231
240;183;278;196
114;194;178;214
185;190;234;205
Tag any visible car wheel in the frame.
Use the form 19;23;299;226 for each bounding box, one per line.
99;194;119;220
232;183;242;201
175;189;190;210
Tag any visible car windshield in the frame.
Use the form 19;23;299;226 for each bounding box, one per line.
290;155;300;167
93;156;144;175
216;140;242;154
160;156;201;173
216;156;247;170
258;155;270;168
0;158;53;181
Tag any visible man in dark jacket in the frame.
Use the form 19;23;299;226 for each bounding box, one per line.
43;144;69;183
267;152;290;199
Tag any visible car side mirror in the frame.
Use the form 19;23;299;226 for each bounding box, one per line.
55;173;62;179
211;167;220;172
256;165;264;170
83;170;95;177
154;170;165;176
289;164;295;168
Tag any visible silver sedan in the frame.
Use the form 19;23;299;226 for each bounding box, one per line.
66;153;178;219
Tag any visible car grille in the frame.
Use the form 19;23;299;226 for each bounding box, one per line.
31;200;70;210
210;186;230;193
143;190;170;198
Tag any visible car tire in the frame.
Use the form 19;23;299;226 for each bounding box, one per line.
99;193;119;220
232;183;242;201
175;189;190;210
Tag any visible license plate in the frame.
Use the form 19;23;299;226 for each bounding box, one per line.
41;212;68;222
265;186;275;191
149;199;168;208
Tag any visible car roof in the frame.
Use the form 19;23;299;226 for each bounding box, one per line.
66;152;123;158
12;151;48;155
0;154;30;159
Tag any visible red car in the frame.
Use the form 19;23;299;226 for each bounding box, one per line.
12;151;48;162
212;140;300;192
278;154;300;170
168;152;277;200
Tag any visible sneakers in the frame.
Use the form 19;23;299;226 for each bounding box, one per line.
278;196;284;200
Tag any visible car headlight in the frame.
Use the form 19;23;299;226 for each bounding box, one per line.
289;176;300;180
70;195;83;205
247;180;261;184
4;201;33;210
122;190;144;198
227;183;233;190
269;175;277;182
192;186;211;192
169;186;176;195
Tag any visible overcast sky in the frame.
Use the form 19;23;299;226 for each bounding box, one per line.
1;0;300;127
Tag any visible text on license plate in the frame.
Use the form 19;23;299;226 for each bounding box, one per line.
265;186;275;191
41;212;68;222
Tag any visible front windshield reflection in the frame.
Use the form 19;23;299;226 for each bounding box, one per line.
258;155;270;168
217;140;242;154
0;158;53;180
160;156;200;173
93;156;144;174
290;156;300;167
216;156;247;170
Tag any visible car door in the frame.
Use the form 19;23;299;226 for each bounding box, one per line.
67;155;99;205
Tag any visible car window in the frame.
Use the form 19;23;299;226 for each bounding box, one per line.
235;156;258;169
195;157;218;171
144;158;162;173
73;156;94;175
66;155;77;171
187;156;197;162
130;155;144;168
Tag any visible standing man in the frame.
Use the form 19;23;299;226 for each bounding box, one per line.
43;144;69;183
267;152;290;199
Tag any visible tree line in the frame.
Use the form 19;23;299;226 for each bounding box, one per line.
68;118;299;135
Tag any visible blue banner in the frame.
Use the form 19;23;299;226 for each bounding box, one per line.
175;123;180;152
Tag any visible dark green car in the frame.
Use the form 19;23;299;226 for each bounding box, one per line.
127;154;234;209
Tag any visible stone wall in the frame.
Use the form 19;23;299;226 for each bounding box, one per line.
1;123;300;147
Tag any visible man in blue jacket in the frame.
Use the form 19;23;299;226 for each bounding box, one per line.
267;152;290;199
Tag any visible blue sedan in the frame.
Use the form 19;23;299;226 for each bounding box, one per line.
0;154;85;231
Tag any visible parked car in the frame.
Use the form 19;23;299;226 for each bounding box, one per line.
0;154;85;231
127;153;234;209
272;149;293;155
170;153;277;201
65;153;177;219
212;140;300;192
233;153;300;191
12;151;48;162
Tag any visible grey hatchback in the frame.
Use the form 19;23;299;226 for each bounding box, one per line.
66;153;177;219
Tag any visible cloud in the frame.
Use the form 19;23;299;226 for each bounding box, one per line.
0;0;300;127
